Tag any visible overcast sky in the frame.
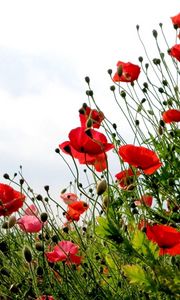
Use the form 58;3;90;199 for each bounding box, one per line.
0;0;179;199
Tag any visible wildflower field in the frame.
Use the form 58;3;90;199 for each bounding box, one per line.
0;11;180;300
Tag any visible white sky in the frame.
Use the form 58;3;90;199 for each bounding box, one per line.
0;0;179;199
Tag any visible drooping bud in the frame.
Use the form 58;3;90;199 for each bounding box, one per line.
23;246;32;263
96;180;107;196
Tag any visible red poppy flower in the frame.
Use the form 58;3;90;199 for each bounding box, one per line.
69;127;113;155
113;61;140;82
0;183;25;216
115;168;140;189
79;104;104;129
66;201;89;222
169;44;180;61
60;141;109;172
171;12;180;27
118;145;162;175
162;109;180;123
46;240;82;264
134;195;153;207
146;224;180;256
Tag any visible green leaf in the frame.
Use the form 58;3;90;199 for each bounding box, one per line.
122;264;150;287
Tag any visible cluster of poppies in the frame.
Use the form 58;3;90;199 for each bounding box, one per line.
60;192;89;222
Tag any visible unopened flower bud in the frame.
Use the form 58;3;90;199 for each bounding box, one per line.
85;76;90;84
36;194;43;201
55;148;60;153
19;179;24;185
110;85;115;92
36;266;44;276
44;185;49;192
138;56;143;62
2;222;8;229
102;195;110;210
107;69;112;75
120;91;126;98
152;29;158;38
96;180;107;196
35;242;44;251
3;173;10;180
40;212;48;222
8;215;16;228
23;246;32;263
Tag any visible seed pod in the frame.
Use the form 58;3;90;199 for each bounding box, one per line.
96;180;107;196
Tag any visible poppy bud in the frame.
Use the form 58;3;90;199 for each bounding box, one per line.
145;63;149;69
110;85;115;91
23;246;32;263
55;148;60;153
159;119;165;127
162;80;168;86
158;87;164;93
138;56;143;62
141;98;146;103
85;76;90;84
135;120;140;126
107;69;112;75
102;195;110;210
120;91;126;98
158;126;163;135
152;29;158;38
88;90;93;97
61;188;67;194
96;180;107;196
19;178;24;185
136;24;140;31
3;173;10;179
112;123;117;130
40;212;48;222
36;194;43;201
36;266;44;276
2;222;8;229
8;215;16;228
35;242;44;251
44;185;49;192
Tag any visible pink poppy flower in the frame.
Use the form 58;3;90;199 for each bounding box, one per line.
60;193;78;205
17;215;43;233
24;204;38;215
